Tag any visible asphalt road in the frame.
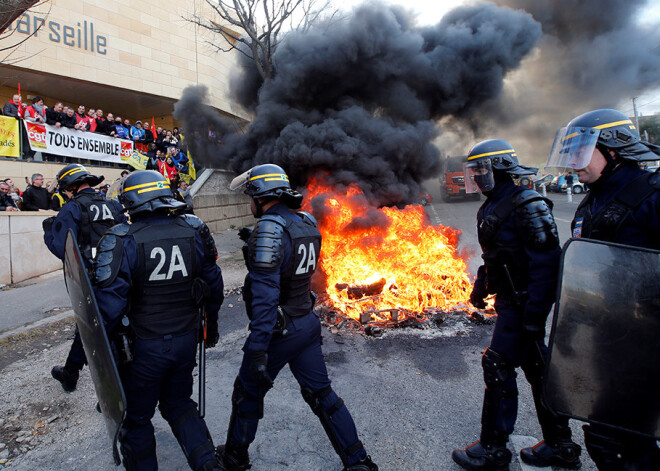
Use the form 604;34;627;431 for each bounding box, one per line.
2;192;597;471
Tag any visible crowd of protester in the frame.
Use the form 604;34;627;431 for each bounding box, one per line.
1;94;196;203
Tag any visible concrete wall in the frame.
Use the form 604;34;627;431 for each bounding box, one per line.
0;160;125;192
0;212;61;285
193;170;253;232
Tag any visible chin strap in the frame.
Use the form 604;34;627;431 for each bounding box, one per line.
253;198;264;218
590;145;621;189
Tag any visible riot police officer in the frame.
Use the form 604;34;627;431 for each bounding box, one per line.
546;108;660;470
217;164;377;471
44;163;125;393
452;140;581;470
93;170;224;471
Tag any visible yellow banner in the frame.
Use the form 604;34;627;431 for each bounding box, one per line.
125;150;149;170
179;133;196;184
0;116;20;157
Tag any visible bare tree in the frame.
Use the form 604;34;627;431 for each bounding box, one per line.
191;0;335;81
0;0;38;34
0;0;49;63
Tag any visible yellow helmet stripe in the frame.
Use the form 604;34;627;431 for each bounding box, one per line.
59;166;85;179
249;173;289;181
137;186;165;194
124;181;167;192
467;149;515;160
592;119;633;130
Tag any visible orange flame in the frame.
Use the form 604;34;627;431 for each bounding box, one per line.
303;178;472;324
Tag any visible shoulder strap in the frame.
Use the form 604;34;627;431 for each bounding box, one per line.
591;172;655;238
614;172;655;209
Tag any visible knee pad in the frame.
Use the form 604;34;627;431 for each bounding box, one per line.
482;348;516;394
301;386;344;417
119;434;156;471
165;405;214;469
301;386;363;466
521;344;546;386
233;376;263;420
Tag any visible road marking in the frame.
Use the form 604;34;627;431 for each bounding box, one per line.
509;435;552;471
429;203;442;225
554;217;572;223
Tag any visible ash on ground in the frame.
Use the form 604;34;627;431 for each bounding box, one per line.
316;299;496;339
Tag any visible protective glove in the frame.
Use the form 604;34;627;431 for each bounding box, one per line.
238;226;253;242
42;216;55;233
522;310;546;341
205;320;219;348
249;350;273;390
470;265;488;309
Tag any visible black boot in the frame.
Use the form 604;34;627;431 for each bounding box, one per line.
343;455;378;471
215;443;251;471
51;364;79;392
520;439;581;469
199;459;221;471
452;441;512;471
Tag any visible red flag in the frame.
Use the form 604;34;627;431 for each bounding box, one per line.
152;117;156;137
17;83;23;118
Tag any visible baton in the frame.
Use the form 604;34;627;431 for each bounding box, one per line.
502;264;523;307
199;305;206;418
192;279;210;418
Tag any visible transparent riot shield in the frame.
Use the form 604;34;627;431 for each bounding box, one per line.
544;238;660;439
63;230;126;464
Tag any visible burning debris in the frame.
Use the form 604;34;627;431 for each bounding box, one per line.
317;296;496;338
303;179;482;329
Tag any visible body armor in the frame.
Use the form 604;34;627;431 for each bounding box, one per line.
572;171;660;248
246;211;321;318
478;189;558;298
129;221;198;339
74;191;121;261
280;212;322;317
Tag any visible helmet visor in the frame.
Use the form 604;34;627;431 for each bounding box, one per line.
546;126;599;171
229;170;250;191
464;159;494;194
106;176;125;201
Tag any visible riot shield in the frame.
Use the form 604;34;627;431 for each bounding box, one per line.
544;238;660;439
63;230;126;464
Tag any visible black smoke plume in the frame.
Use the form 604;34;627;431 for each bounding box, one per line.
175;2;541;206
453;0;660;165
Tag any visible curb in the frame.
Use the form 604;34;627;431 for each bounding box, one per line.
0;310;74;341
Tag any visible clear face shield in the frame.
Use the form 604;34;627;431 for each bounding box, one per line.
229;170;250;192
545;126;600;172
464;159;495;193
106;176;126;201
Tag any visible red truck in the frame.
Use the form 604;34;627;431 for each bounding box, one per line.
440;156;480;202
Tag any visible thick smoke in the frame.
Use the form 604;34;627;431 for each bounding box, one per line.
455;0;660;165
175;2;541;206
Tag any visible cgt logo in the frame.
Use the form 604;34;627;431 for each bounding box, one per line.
26;123;46;148
120;141;133;158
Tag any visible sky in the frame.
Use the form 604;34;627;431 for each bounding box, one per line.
331;0;660;116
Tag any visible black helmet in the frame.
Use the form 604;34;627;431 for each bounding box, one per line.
230;164;303;208
466;139;537;175
119;170;185;215
57;164;104;190
546;109;660;170
230;164;291;197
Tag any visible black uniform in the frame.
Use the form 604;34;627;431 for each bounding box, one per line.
222;203;372;469
95;213;224;471
453;176;580;471
572;163;660;471
44;187;125;385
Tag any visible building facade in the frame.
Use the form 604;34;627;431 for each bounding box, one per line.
0;0;247;189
